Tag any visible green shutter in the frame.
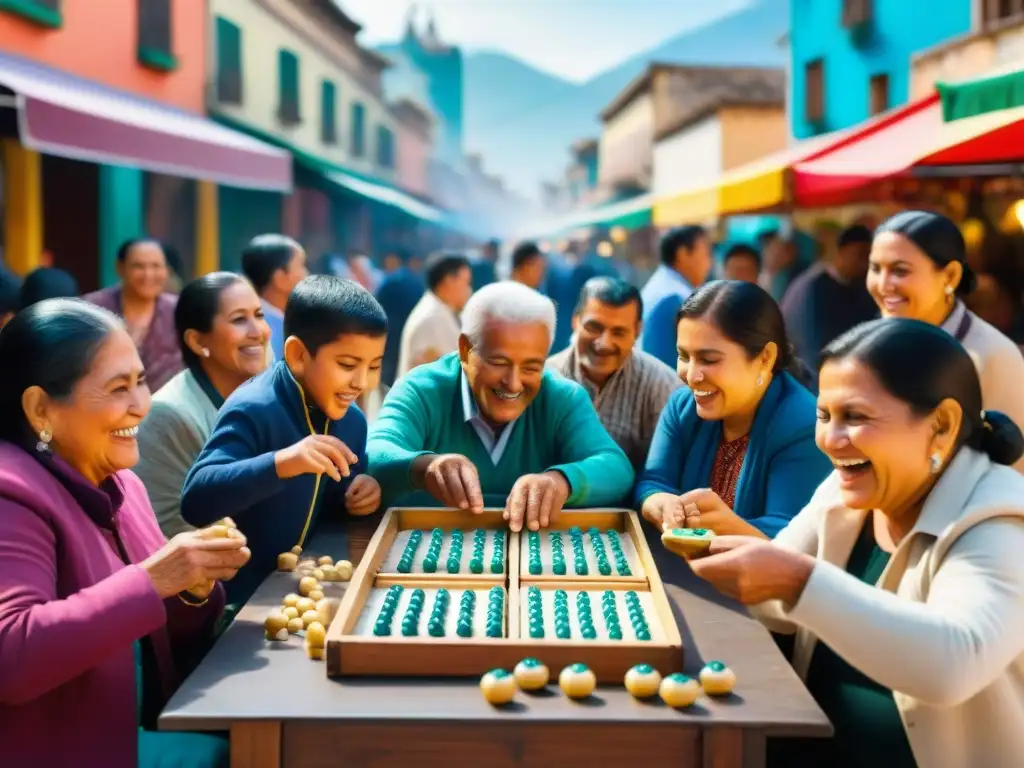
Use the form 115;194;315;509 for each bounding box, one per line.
376;125;394;168
0;0;62;29
321;80;337;144
351;102;365;157
278;49;300;119
216;17;241;75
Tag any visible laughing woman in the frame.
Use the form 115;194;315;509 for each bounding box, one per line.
688;318;1024;768
635;281;832;538
868;210;1024;472
135;273;270;538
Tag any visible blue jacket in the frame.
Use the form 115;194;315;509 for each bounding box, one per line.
633;372;831;537
181;361;368;604
375;267;424;387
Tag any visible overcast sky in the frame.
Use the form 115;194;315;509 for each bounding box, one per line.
339;0;756;83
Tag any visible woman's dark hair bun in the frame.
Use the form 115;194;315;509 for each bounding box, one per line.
975;410;1024;466
957;262;978;297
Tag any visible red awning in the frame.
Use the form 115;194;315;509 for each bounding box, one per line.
0;51;292;192
792;90;1024;207
791;94;940;207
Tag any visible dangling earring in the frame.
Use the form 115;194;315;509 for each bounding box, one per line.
756;374;764;387
929;452;942;474
36;427;52;453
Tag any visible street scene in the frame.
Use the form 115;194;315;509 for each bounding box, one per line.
2;1;1024;766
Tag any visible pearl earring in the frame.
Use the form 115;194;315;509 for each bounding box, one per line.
945;285;954;297
201;348;210;358
756;375;764;387
36;427;52;453
929;452;942;474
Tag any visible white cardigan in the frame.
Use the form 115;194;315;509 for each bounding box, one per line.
758;448;1024;768
943;302;1024;473
134;368;220;538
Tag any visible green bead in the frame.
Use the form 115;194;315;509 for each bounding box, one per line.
636;630;651;641
447;560;460;574
529;626;544;639
597;562;612;575
529;561;543;575
634;664;654;674
456;621;472;638
608;628;623;640
373;624;391;637
422;558;437;573
706;660;727;672
428;622;444;638
490;561;503;574
569;662;589;673
469;559;483;574
487;668;510;679
552;562;566;575
666;673;692;683
402;625;418;637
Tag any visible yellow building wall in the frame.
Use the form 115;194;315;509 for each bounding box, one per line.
209;0;398;183
718;105;788;171
2;141;42;276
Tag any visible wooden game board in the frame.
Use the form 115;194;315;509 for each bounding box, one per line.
326;507;682;682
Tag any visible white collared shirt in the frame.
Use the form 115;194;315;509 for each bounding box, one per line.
460;372;517;464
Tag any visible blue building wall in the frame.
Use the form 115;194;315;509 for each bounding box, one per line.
789;0;972;138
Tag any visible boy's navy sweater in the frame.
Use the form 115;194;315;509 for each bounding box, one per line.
180;361;367;605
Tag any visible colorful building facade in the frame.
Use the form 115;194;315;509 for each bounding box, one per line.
0;0;289;289
788;0;973;139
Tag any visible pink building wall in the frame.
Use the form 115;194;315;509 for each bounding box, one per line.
395;126;431;198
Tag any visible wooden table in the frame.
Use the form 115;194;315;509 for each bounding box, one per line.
160;524;831;768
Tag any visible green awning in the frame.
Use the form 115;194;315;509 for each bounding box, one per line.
211;112;443;222
938;67;1024;122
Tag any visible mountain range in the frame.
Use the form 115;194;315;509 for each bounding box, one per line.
457;0;790;198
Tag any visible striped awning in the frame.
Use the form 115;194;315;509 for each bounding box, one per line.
793;91;1024;206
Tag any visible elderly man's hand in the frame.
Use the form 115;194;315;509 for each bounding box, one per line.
423;454;485;514
505;472;569;532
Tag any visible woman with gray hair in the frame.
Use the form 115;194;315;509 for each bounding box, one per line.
368;281;634;531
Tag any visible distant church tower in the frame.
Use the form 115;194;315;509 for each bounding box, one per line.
396;3;464;165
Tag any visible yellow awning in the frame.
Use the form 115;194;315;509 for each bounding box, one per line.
652;185;718;227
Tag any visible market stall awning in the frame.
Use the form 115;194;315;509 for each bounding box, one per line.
651;123;880;227
0;51;292;191
568;193;654;231
326;170;443;222
793;91;1024;206
937;64;1024;122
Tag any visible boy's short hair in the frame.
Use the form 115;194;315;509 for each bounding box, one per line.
511;241;543;271
242;234;301;294
723;243;761;269
284;275;388;355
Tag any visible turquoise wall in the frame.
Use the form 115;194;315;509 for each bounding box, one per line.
98;166;144;288
217;186;283;274
789;0;971;138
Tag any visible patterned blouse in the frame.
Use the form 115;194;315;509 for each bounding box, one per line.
709;434;751;509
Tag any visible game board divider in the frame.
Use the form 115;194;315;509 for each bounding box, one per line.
507;523;521;641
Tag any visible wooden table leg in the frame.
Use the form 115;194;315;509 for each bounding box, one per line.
231;721;282;768
703;727;766;768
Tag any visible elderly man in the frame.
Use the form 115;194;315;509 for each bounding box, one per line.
547;277;681;471
368;281;634;532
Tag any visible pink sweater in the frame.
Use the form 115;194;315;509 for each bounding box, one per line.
0;442;225;767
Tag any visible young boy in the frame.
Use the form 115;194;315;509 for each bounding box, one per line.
181;275;387;605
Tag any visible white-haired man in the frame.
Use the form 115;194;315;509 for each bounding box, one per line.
368;281;634;532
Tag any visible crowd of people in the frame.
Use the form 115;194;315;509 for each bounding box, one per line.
1;209;1024;768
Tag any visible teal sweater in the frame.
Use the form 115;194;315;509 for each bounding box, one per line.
368;353;635;508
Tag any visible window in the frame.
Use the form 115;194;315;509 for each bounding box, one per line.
984;0;1024;26
351;102;366;158
137;0;176;71
869;73;889;116
805;59;825;126
215;17;243;104
321;80;338;145
842;0;873;27
0;0;61;28
376;125;395;169
277;49;301;125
